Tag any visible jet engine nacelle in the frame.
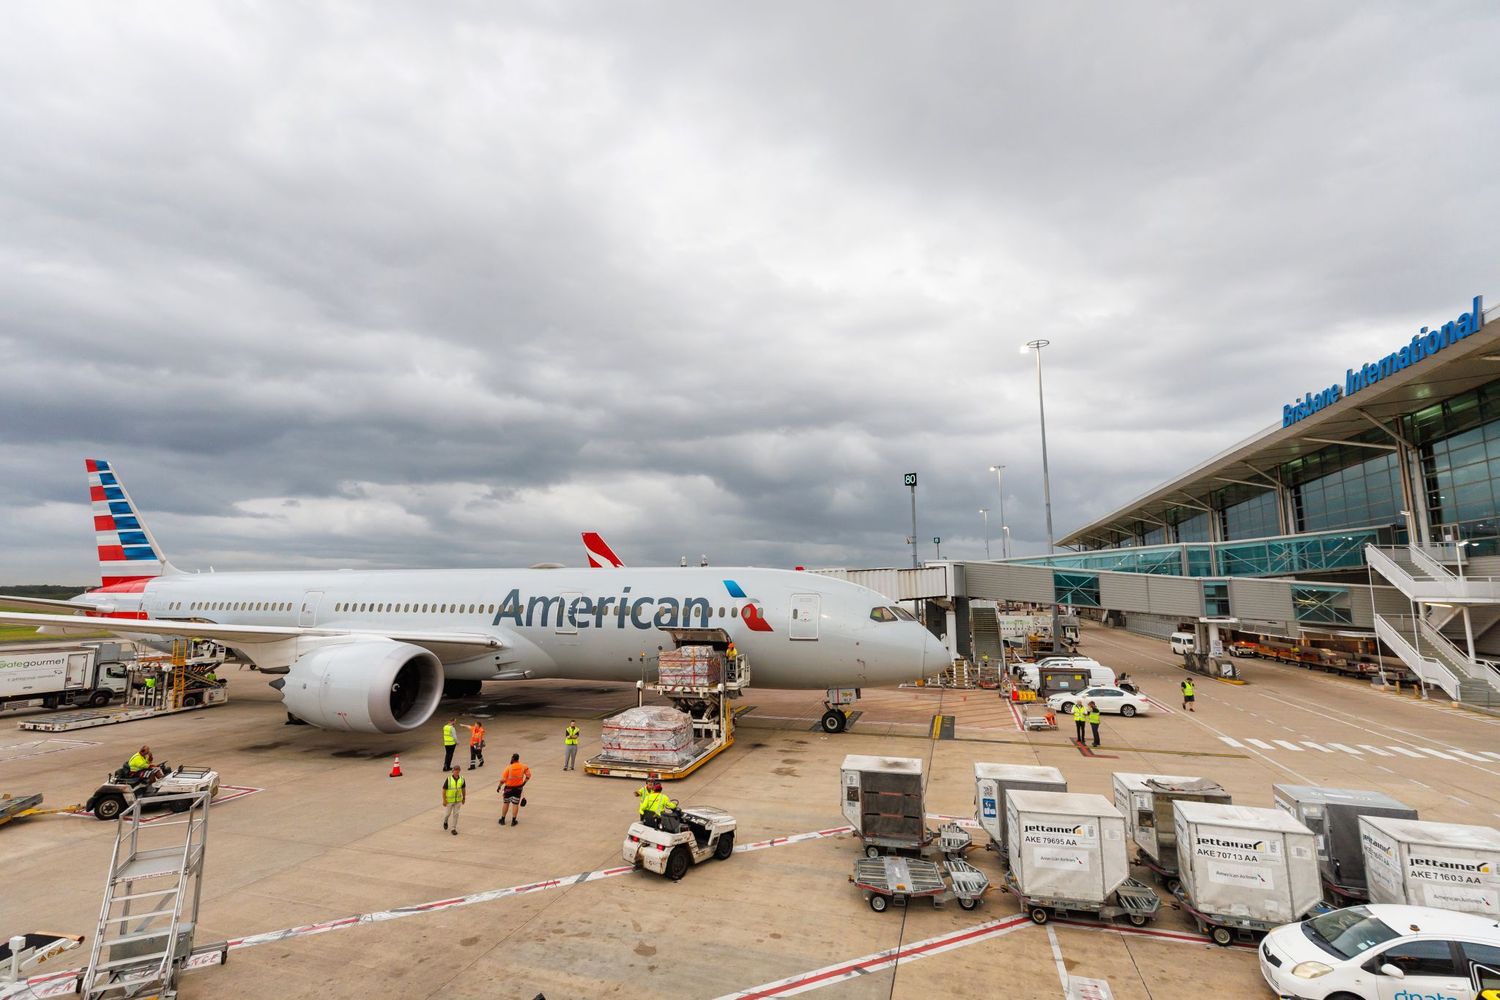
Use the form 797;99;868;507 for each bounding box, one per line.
281;639;443;733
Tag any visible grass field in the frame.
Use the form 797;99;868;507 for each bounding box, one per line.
0;604;112;643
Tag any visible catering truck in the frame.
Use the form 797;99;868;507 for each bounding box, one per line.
0;645;130;710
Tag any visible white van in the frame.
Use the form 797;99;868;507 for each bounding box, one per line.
1018;657;1116;688
1168;632;1195;655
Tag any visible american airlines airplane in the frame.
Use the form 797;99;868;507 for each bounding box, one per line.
0;461;946;735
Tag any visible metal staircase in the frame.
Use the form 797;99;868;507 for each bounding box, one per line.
79;791;210;1000
969;606;1003;667
1373;615;1464;701
1375;614;1500;707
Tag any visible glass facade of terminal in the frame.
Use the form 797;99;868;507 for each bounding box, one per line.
1071;379;1500;558
1415;381;1500;555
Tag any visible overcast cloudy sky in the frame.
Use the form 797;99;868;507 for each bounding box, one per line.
2;3;1498;583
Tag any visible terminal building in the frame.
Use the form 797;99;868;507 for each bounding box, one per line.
826;292;1500;709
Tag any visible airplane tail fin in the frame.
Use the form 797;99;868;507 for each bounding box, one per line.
87;459;174;587
582;531;625;568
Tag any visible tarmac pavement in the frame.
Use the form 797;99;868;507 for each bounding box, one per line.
2;623;1498;998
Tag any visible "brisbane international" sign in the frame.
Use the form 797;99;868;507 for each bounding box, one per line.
1282;295;1486;428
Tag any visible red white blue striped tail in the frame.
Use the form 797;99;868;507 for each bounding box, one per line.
86;459;170;588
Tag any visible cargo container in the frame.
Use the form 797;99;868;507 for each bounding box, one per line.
1111;772;1231;888
973;763;1066;854
1271;784;1417;902
1173;801;1321;945
841;755;927;856
1360;816;1500;917
1005;790;1128;903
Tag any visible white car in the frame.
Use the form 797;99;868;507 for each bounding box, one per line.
1045;686;1149;717
1259;903;1500;1000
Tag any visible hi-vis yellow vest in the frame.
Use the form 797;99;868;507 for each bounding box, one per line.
445;775;465;804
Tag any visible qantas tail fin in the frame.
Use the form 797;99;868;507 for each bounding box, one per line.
582;531;625;568
87;459;173;587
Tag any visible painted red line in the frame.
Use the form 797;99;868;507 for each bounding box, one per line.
408;898;466;911
816;827;850;836
600;866;634;875
516;880;562;893
1054;917;1257;950
732;917;1030;999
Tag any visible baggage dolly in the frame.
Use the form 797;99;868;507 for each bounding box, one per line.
1002;870;1161;927
851;856;991;913
1135;848;1183;894
861;820;973;861
0;793;80;829
1170;884;1280;947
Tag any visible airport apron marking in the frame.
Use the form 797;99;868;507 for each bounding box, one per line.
0;738;100;762
711;909;1257;1000
4;823;862;998
712;915;1035;999
1217;736;1496;765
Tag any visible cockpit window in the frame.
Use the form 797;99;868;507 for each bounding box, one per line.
891;606;917;622
870;607;898;622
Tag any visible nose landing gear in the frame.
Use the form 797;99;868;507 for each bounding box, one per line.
821;687;859;734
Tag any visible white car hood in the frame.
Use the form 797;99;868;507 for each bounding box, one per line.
1264;921;1342;970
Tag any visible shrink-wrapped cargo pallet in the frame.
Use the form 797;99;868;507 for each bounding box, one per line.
598;706;696;766
657;646;722;688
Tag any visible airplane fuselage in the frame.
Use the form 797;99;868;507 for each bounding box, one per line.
107;566;943;689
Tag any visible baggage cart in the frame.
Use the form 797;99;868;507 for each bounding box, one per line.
1020;703;1056;730
973;763;1067;860
1112;773;1230;892
1172;802;1321;946
850;856;990;913
1003;870;1161;926
1272;784;1417;904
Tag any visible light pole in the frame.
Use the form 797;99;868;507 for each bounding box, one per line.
979;508;991;559
988;464;1009;558
1022;338;1058;648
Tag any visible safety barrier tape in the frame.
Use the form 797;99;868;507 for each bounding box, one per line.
5;823;860;998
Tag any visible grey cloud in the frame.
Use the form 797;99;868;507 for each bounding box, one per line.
2;3;1498;581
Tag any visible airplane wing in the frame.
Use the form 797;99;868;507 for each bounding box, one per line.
0;610;501;661
0;594;108;613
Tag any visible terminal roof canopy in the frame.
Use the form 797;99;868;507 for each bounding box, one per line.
1060;301;1500;547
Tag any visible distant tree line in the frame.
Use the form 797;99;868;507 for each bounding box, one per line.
3;584;90;599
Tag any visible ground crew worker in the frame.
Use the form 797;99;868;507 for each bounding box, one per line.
1181;678;1196;712
1087;701;1102;748
441;766;466;835
725;640;738;662
143;671;157;705
497;753;531;827
562;721;580;771
442;717;458;771
635;772;660;804
465;722;485;770
639;781;677;826
1072;701;1087;743
127;745;154;777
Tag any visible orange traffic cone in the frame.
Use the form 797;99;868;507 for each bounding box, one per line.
389;755;403;778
